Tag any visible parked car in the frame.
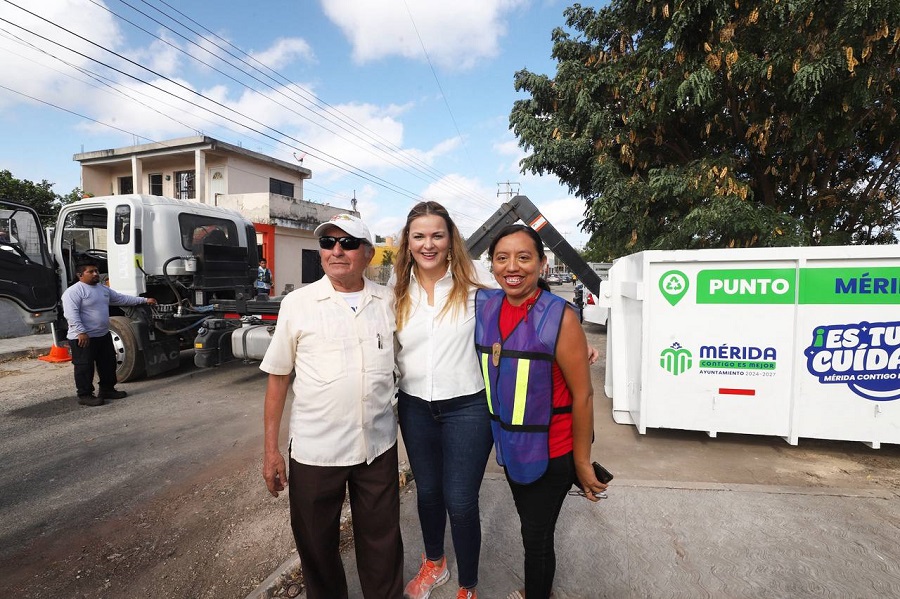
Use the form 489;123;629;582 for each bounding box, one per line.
546;274;562;285
575;282;608;328
560;273;573;283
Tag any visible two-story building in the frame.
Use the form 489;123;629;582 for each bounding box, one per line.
74;135;359;292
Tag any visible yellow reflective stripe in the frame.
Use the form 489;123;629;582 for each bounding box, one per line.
481;353;494;414
512;359;530;425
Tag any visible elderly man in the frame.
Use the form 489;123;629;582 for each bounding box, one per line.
261;214;402;599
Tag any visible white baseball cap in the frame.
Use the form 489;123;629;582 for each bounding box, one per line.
313;214;374;245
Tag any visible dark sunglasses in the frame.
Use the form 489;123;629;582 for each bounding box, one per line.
318;236;366;250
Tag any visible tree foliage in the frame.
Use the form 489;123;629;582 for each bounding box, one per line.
510;1;900;258
0;170;82;226
381;248;395;267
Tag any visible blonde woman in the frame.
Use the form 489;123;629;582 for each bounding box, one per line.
392;201;494;599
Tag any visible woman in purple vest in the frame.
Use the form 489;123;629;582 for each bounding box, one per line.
475;224;608;599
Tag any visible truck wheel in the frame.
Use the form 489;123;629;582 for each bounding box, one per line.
109;316;145;382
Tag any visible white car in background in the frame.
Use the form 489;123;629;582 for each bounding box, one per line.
576;279;610;328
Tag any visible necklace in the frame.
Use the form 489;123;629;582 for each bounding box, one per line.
492;289;541;367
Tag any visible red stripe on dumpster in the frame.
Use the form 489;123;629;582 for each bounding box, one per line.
719;388;756;396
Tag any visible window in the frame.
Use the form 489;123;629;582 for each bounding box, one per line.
174;170;195;200
149;173;163;196
178;213;238;251
302;248;324;283
269;178;295;198
114;205;131;245
118;176;134;195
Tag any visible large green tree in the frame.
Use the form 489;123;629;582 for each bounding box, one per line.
0;170;82;226
511;1;900;258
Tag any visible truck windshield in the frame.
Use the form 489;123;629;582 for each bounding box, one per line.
178;214;238;251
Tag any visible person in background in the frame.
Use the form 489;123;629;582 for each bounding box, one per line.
391;201;495;599
62;260;157;407
475;224;608;599
255;258;273;299
260;214;403;599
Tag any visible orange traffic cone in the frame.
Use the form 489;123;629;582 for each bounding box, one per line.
38;323;71;363
39;341;71;363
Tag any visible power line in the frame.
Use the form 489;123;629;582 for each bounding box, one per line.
96;0;459;195
0;23;392;214
0;0;424;202
0;25;203;135
402;0;471;166
0;83;155;143
1;0;509;219
141;0;497;211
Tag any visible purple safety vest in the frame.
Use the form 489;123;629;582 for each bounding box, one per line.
475;288;568;484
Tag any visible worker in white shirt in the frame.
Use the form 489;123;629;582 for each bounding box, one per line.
260;214;403;599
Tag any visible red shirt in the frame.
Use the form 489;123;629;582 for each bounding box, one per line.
498;292;573;458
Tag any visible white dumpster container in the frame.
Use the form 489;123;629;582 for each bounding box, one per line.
606;246;900;448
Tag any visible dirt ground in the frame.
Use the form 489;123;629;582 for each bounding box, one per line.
1;438;295;599
0;355;297;599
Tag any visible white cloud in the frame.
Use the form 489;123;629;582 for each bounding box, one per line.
282;99;463;192
129;32;182;78
250;38;315;70
418;174;498;235
0;0;123;110
319;0;527;70
353;186;406;238
493;139;521;156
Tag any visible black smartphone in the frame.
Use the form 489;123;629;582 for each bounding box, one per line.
575;461;614;492
592;461;614;484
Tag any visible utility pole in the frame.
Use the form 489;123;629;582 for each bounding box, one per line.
496;181;520;201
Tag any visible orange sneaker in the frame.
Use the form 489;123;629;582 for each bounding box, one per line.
456;587;478;599
403;554;450;599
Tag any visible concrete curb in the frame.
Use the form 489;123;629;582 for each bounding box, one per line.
245;555;302;599
0;346;53;363
244;462;414;599
0;334;55;363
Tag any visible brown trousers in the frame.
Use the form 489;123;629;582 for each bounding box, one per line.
289;443;403;599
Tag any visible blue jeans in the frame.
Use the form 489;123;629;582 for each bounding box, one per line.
398;389;493;589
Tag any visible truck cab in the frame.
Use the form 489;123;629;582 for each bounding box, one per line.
52;195;258;302
48;194;260;380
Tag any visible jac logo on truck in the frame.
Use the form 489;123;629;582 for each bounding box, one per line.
147;349;181;366
805;321;900;401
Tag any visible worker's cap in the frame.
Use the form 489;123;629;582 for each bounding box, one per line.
313;214;374;245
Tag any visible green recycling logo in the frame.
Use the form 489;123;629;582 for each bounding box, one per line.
659;270;689;306
660;342;693;376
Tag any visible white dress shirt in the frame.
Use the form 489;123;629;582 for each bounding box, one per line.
394;263;497;401
260;276;397;466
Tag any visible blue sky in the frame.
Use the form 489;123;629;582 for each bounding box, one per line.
0;0;596;247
